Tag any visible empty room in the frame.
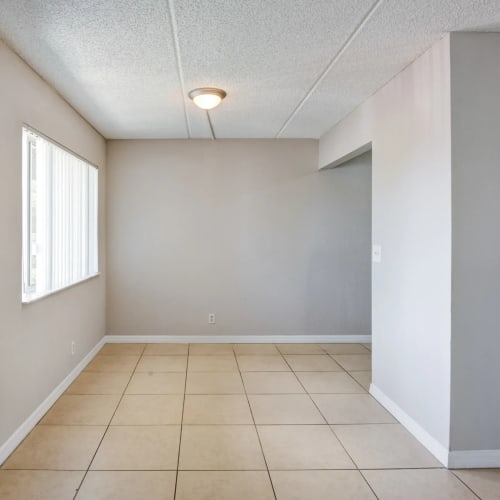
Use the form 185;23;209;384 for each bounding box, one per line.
0;1;499;499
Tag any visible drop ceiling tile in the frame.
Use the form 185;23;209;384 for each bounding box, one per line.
282;0;500;138
0;0;187;138
1;0;500;139
174;0;375;138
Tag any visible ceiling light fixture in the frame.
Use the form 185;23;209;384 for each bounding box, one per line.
188;87;227;110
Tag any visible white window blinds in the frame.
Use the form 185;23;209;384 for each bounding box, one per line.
22;127;99;302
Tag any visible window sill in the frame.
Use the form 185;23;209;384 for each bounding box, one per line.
22;272;101;304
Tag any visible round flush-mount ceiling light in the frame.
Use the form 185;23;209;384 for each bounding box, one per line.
188;87;227;110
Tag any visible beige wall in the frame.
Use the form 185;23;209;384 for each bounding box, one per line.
0;41;106;446
106;140;371;336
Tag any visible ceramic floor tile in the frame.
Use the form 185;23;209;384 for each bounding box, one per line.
91;426;180;470
320;343;371;355
362;343;372;351
333;424;442;469
363;469;478;500
143;343;189;355
312;394;397;424
76;471;176;500
284;355;343;372
125;372;186;394
183;395;253;424
185;372;244;394
179;425;266;470
296;371;366;393
188;355;238;372
0;470;84;500
249;394;325;424
242;372;304;394
276;343;326;355
233;343;280;355
111;395;183;425
271;470;376;500
176;471;275;500
237;355;290;372
2;425;106;470
85;355;138;373
40;394;120;425
66;372;131;395
189;344;234;355
258;425;355;470
332;354;372;371
454;469;500;500
136;355;187;372
99;343;145;355
349;371;371;391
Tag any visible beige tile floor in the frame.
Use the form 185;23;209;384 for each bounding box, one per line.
1;342;499;499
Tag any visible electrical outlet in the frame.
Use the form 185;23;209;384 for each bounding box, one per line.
71;341;76;355
208;313;216;324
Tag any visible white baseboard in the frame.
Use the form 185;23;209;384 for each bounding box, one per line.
104;334;372;344
370;383;449;467
448;449;500;469
0;337;105;466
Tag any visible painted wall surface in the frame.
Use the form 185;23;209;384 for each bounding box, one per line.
0;41;106;447
450;33;500;451
319;36;452;451
106;140;372;336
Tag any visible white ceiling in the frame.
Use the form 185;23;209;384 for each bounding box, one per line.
0;0;499;139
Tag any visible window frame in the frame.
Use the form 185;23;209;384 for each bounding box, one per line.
21;125;100;304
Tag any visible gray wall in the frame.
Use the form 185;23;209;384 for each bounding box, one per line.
319;36;453;455
0;41;106;448
450;33;500;451
106;140;371;336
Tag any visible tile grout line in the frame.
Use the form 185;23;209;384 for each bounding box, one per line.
72;344;146;499
257;345;363;495
326;352;372;392
326;349;387;499
1;465;449;472
33;422;404;428
341;367;372;393
358;469;382;500
282;348;369;394
449;470;482;499
285;348;371;489
327;352;372;370
280;345;381;499
233;343;278;500
32;422;402;427
172;343;190;500
10;343;480;498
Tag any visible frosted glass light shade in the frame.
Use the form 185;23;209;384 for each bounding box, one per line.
188;88;226;110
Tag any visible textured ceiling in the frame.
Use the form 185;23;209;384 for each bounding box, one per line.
0;0;500;139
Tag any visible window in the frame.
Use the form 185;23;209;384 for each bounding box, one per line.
22;127;98;302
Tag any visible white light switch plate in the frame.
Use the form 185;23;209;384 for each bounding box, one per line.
372;244;382;263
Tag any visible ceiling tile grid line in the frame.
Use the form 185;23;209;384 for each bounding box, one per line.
275;0;385;139
167;0;192;138
1;1;500;139
206;110;216;140
279;0;500;138
172;0;377;139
